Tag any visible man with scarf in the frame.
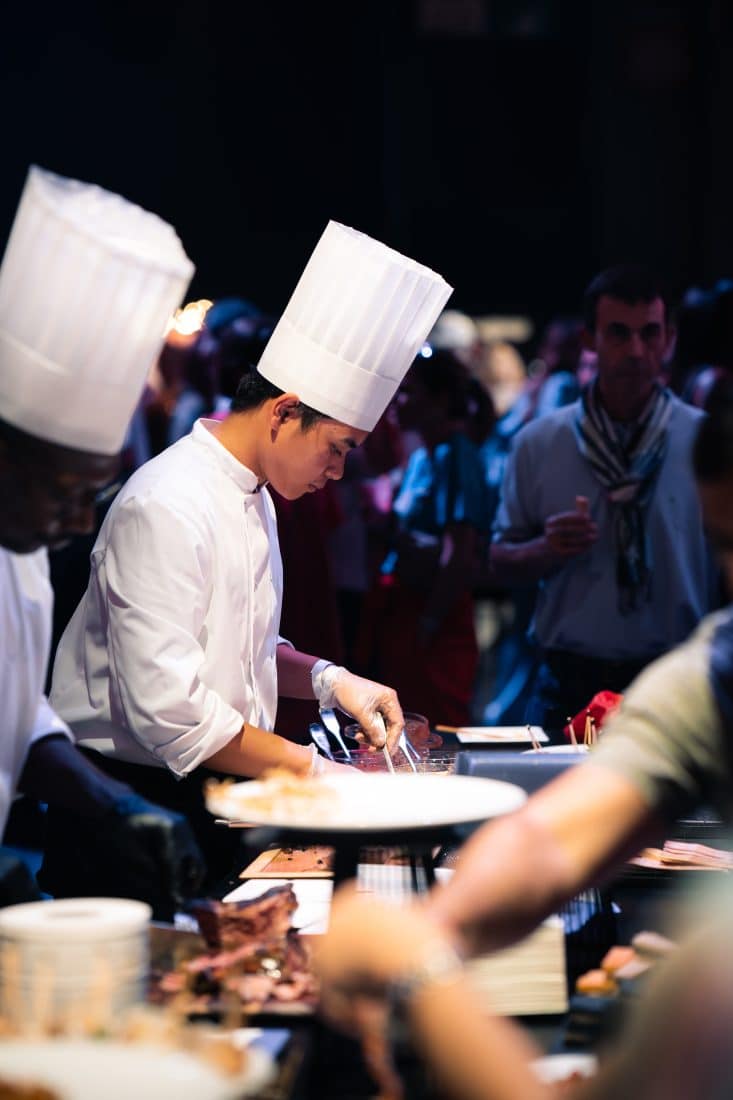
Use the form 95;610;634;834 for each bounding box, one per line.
489;265;718;734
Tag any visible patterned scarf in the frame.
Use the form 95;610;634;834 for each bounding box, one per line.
574;381;672;613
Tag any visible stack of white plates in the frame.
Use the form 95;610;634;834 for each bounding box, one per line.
0;897;151;1034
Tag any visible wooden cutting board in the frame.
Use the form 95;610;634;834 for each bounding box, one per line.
238;844;431;878
240;845;334;878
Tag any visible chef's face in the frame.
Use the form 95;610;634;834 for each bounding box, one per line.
0;427;119;554
268;401;368;500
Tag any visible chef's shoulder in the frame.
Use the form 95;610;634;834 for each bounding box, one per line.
101;438;219;545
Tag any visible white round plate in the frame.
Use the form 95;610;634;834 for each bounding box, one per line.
0;1039;275;1100
522;744;590;755
207;772;527;833
532;1052;598;1084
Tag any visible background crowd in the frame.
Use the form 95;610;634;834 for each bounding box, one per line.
40;267;733;746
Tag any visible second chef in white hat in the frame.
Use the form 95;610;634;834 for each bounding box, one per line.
0;165;207;916
50;220;451;878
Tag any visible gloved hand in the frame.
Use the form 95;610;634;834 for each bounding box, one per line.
39;795;205;923
306;745;354;777
326;669;404;755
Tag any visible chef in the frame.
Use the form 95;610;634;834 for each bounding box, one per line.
49;221;452;876
0;165;205;916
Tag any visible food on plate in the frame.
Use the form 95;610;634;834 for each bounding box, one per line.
0;1081;59;1100
206;770;341;823
590;933;678;988
613;955;651;981
630;839;733;871
575;968;618;997
631;930;677;959
193;886;298;952
152;885;318;1018
600;945;637;974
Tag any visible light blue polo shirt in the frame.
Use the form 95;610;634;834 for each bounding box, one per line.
492;394;718;660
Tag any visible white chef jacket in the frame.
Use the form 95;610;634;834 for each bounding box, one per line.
50;420;288;777
0;547;71;838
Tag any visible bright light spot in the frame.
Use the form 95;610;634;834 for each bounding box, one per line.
165;299;213;337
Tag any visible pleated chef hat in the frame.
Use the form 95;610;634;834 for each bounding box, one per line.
0;165;194;454
257;221;452;431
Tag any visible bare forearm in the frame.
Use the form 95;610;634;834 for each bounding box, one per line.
489;536;563;586
408;981;546;1100
276;645;322;700
427;809;581;956
427;766;657;957
205;723;313;777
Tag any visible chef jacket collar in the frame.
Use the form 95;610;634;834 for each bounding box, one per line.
192;419;266;495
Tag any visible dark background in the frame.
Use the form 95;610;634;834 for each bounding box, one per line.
2;0;733;335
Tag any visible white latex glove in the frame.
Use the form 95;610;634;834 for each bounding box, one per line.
327;669;404;755
306;744;353;776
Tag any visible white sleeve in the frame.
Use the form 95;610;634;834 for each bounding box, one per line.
29;696;72;746
103;497;244;776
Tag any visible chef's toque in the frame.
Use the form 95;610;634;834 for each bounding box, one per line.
0;165;194;454
257;221;452;431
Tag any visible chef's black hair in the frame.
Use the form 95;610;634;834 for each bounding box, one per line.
230;368;327;430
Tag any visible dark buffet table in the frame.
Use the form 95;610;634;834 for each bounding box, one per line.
168;733;725;1099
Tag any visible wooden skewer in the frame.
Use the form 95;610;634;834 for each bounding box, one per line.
527;724;542;752
583;711;592;747
435;725;461;733
566;715;578;748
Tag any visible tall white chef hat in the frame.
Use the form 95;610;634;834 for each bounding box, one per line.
0;165;194;455
257;221;452;431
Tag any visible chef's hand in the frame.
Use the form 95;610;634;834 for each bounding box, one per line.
307;746;355;776
103;794;206;919
330;670;404;754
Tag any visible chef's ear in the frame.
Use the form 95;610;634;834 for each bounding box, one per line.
271;394;302;428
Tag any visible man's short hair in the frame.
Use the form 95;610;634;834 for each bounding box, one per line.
583;265;672;332
230;369;328;430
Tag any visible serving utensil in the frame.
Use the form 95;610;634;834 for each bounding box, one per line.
319;707;352;761
373;713;396;773
398;731;419;772
309;723;335;762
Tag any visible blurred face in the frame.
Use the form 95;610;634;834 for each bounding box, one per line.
539;321;582;373
698;474;733;598
266;406;368;501
0;432;119;554
395;373;434;433
591;296;672;417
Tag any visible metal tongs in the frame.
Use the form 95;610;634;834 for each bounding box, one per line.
398;730;420;772
374;714;419;773
319;707;353;761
